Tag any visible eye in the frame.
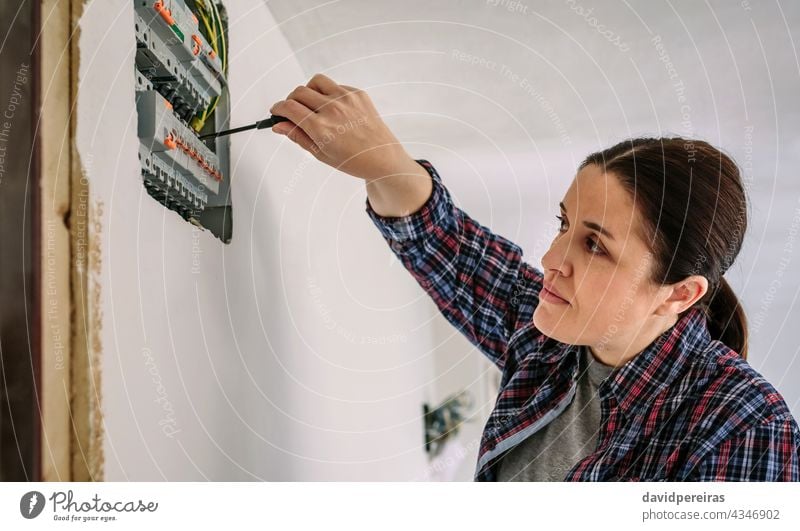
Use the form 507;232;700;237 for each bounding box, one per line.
586;236;605;255
555;215;606;256
555;214;567;232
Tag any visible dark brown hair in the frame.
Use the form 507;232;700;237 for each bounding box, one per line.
579;137;749;360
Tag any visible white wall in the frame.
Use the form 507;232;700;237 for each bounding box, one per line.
76;0;439;480
76;0;800;481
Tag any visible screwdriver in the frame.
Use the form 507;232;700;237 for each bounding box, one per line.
198;115;290;140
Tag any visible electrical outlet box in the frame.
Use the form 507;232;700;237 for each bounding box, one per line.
134;0;232;242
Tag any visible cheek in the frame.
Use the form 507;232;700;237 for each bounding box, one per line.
575;269;632;315
588;273;650;321
574;268;613;305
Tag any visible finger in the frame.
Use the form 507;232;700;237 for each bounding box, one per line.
339;84;361;94
306;73;344;96
273;121;323;158
270;99;318;135
271;121;293;134
287;85;329;112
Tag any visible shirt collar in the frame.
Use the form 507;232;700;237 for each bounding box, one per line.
598;306;713;417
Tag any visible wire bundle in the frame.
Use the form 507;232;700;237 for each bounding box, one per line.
191;0;227;132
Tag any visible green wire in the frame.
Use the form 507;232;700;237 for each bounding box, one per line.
191;1;226;131
210;0;226;75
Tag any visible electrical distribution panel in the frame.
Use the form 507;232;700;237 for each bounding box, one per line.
134;0;232;242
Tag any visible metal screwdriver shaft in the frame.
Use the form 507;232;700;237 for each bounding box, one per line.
199;115;290;140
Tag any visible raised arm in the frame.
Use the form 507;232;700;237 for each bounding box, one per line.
366;159;544;372
268;74;545;372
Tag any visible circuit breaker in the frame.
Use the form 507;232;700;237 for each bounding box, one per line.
134;0;232;242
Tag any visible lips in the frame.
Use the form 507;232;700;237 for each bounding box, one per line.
542;282;569;303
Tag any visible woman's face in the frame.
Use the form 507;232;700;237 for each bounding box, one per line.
532;163;671;355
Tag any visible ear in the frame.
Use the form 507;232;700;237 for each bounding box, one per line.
654;275;709;316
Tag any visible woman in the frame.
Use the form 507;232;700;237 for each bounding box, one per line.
270;74;800;481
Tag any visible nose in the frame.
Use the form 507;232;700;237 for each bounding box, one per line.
541;234;573;279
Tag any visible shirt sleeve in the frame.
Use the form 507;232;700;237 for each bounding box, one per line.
686;417;800;481
365;158;545;373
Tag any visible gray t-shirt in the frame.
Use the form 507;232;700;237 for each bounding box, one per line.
495;346;617;481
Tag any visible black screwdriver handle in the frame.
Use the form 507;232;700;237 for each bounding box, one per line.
199;115;290;140
256;115;290;129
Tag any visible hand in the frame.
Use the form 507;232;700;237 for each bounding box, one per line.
269;74;413;181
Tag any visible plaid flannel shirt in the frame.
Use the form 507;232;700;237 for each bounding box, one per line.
366;159;800;481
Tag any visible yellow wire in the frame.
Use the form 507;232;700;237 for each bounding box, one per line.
191;1;227;131
192;5;220;130
210;0;226;74
198;9;216;46
205;3;226;116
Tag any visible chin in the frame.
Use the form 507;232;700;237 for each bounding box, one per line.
533;304;574;343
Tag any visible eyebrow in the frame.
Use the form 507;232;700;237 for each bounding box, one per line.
559;201;616;241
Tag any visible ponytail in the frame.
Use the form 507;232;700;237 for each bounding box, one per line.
702;277;748;360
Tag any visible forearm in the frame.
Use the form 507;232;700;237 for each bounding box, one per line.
364;157;433;218
365;159;540;373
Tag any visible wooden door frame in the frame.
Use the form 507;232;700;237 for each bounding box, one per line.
37;0;103;481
